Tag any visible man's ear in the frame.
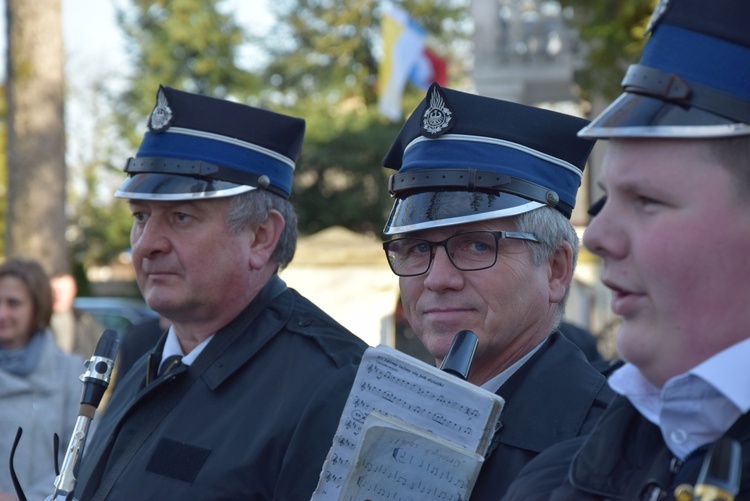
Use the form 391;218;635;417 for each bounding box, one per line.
548;241;573;304
248;210;285;270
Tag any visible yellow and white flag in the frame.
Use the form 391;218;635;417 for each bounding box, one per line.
377;3;426;121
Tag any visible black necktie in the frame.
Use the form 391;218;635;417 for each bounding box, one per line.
158;355;183;377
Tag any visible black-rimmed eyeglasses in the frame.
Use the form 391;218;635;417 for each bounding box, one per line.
382;230;539;277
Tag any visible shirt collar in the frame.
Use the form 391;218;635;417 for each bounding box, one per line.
609;338;750;459
480;339;544;394
610;338;750;412
689;337;750;412
159;326;214;371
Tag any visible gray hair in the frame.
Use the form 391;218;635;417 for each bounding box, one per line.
226;189;298;269
513;206;579;325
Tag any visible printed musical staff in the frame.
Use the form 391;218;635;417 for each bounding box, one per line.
311;345;504;500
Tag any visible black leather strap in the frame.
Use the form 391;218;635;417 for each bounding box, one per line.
622;64;750;123
124;157;288;198
388;168;569;216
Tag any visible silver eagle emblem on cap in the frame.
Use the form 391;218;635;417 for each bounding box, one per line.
422;85;453;137
148;87;174;133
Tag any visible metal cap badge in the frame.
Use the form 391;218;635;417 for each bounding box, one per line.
421;85;454;138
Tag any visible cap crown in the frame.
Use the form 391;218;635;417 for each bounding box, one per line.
383;84;595;234
116;86;306;200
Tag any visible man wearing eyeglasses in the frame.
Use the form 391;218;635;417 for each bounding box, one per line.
381;83;614;498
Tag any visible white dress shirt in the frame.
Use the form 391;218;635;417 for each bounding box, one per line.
609;337;750;459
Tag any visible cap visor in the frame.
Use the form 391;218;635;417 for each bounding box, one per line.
579;92;750;139
384;191;543;235
114;173;255;201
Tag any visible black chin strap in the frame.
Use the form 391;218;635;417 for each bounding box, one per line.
622;64;750;124
124;156;289;198
387;168;571;217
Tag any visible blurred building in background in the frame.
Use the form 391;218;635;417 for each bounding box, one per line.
471;0;618;357
472;0;583;105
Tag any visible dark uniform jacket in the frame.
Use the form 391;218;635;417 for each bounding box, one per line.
504;395;750;500
75;276;367;501
470;331;614;499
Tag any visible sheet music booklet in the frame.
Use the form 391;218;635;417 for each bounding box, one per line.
311;344;505;501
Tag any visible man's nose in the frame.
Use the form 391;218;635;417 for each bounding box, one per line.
583;203;622;259
422;245;464;289
133;218;170;255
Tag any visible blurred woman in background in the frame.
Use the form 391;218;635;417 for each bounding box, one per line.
0;257;83;501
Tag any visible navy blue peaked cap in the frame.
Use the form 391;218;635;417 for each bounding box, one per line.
382;84;595;235
580;0;750;138
116;85;306;200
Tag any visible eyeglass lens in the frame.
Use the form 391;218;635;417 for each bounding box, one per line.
385;231;506;276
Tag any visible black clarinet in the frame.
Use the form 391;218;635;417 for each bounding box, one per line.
439;329;478;380
50;329;119;501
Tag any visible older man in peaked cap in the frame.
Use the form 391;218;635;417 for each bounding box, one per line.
380;83;614;498
74;86;367;500
505;0;750;499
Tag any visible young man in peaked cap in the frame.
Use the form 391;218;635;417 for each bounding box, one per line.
380;83;613;498
74;86;367;500
505;0;750;499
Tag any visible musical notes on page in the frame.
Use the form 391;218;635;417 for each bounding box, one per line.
311;344;503;500
340;412;483;501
